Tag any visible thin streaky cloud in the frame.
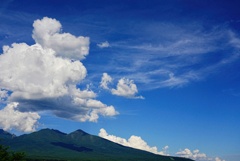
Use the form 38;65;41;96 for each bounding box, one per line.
95;25;240;90
97;41;110;48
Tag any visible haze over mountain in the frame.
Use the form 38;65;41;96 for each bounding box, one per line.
0;128;192;161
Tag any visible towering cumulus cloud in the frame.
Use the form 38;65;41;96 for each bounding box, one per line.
0;17;118;132
32;17;89;60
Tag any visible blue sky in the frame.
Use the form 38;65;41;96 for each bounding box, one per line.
0;0;240;161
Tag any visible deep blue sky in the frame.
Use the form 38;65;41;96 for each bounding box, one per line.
0;0;240;161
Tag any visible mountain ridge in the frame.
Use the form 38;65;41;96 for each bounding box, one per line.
0;128;194;161
0;129;16;139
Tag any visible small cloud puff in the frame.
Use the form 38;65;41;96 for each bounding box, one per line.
100;73;144;99
98;128;169;155
100;73;112;90
97;41;110;48
111;78;144;99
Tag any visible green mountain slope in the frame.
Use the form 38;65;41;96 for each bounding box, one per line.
0;129;193;161
0;129;16;139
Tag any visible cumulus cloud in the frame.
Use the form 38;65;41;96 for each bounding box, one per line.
1;43;86;99
32;17;89;60
98;128;168;155
100;73;112;89
176;148;207;160
214;157;225;161
159;146;169;156
111;78;144;99
97;41;110;48
100;73;144;99
0;17;118;132
176;148;225;161
0;102;40;132
99;129;225;160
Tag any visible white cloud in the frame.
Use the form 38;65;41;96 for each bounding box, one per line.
100;73;112;89
214;157;225;161
0;89;8;102
176;148;225;161
160;73;189;88
111;78;144;99
176;148;207;160
0;17;118;132
100;73;144;99
229;30;240;49
32;17;90;60
1;43;86;99
72;95;119;122
0;102;40;132
98;128;168;155
97;41;110;48
98;24;240;90
98;129;225;160
159;146;169;156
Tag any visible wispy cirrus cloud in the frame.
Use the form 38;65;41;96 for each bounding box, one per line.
97;41;110;48
96;23;240;90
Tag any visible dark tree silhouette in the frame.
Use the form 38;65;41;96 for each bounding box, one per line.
0;144;25;161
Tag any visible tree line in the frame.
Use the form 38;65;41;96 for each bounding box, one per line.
0;144;25;161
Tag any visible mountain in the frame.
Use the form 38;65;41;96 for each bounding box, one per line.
0;129;193;161
0;129;16;139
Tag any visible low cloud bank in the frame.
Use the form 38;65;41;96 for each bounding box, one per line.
99;128;225;161
99;128;168;155
176;148;225;161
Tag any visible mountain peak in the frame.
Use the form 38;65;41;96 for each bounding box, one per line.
75;129;89;134
0;129;16;139
0;129;5;133
38;128;67;135
69;129;89;136
67;129;91;142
